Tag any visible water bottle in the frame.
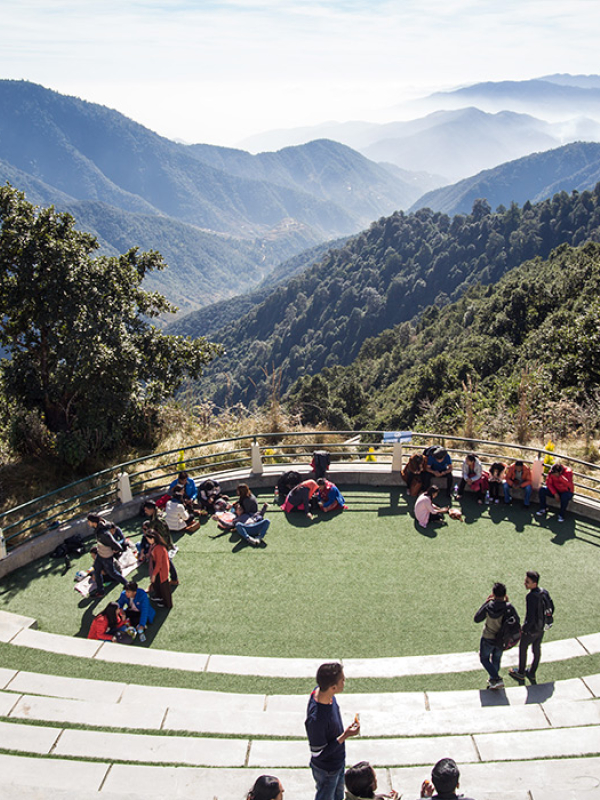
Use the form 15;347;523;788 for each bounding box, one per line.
139;631;146;643
485;490;490;504
274;486;279;503
454;483;459;497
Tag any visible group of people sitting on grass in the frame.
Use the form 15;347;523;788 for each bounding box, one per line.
402;446;575;528
246;757;474;800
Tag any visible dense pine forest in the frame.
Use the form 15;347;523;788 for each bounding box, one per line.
190;186;600;410
285;241;600;442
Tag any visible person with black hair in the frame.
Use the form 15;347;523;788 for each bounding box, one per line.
87;514;128;598
246;775;284;800
419;758;476;799
344;761;398;799
422;447;453;496
473;582;509;690
414;487;449;529
509;570;552;685
87;601;128;641
305;662;361;800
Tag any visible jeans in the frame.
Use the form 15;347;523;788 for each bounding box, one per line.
538;487;573;515
93;554;128;593
235;518;270;542
310;763;345;800
479;636;503;682
503;482;532;506
518;630;544;677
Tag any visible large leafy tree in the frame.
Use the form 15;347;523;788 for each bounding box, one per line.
0;185;222;465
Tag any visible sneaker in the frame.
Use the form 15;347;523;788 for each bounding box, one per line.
536;509;547;516
490;679;504;690
508;668;525;683
558;515;565;523
525;669;537;685
495;498;500;504
247;536;261;547
306;513;314;520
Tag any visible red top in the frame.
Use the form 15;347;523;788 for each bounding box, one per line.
546;467;574;495
87;614;113;641
150;542;170;582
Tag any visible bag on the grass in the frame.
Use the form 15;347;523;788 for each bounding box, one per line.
495;603;521;650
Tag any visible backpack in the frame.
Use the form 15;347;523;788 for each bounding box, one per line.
51;533;85;560
540;587;555;630
495;603;522;650
311;450;331;478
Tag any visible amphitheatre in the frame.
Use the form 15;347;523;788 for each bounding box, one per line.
1;431;600;800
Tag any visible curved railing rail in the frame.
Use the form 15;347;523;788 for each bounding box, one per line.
1;430;599;551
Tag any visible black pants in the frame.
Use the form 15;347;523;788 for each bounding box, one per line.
518;630;544;677
422;471;453;494
94;554;128;592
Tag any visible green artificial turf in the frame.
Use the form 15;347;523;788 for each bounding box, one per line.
1;486;599;665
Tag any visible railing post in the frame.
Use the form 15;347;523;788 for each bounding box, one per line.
0;528;6;560
392;442;403;472
251;441;263;475
117;472;133;504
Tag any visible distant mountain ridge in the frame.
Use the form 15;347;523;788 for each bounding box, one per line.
0;79;434;313
411;142;600;215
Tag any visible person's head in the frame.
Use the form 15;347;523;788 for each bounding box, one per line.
144;529;166;548
514;460;524;468
344;762;377;798
492;582;506;599
317;478;326;487
237;483;251;499
316;662;345;693
466;453;476;465
170;489;184;503
177;471;188;484
246;775;284;800
434;447;448;463
143;500;156;517
549;462;564;475
525;570;540;589
87;513;102;527
100;601;121;629
425;486;439;499
125;581;138;599
431;758;460;794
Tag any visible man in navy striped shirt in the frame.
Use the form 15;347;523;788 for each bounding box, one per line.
305;662;361;800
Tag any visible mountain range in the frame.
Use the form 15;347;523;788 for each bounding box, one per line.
0;80;432;313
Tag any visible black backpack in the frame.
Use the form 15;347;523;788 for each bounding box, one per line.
495;603;522;650
277;470;302;496
540;587;555;630
312;450;331;478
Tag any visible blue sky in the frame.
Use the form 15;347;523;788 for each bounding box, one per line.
2;0;599;146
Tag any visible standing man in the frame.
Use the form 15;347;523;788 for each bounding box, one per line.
509;570;552;685
305;662;360;800
87;514;128;598
473;582;511;690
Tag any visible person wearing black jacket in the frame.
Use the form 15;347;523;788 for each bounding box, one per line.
509;570;546;685
87;513;128;598
474;582;509;690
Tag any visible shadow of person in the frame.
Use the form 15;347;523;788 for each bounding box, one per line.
549;517;576;545
478;688;510;706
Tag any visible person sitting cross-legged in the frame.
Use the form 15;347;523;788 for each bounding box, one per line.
117;581;155;637
414;487;449;529
317;478;347;513
503;460;532;507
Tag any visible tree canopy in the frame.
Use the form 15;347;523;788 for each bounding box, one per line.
0;185;222;466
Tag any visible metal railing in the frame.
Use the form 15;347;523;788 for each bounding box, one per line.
1;430;599;552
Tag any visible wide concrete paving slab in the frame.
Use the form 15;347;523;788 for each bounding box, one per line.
164;705;305;737
580;633;600;654
11;627;102;658
95;641;210;672
475;724;600;762
0;753;108;792
54;727;249;767
0;689;21;716
121;683;266;713
206;653;331;678
9;693;166;730
391;756;600;800
0;667;18;689
0;719;60;754
5;670;126;703
428;677;593;709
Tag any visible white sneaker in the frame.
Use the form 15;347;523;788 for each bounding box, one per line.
558;515;565;522
536;509;547;516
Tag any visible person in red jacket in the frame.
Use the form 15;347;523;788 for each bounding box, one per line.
87;602;128;641
537;462;574;522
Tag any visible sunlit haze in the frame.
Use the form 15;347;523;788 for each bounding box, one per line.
2;0;600;148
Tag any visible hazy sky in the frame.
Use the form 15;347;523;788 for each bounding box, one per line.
2;0;599;147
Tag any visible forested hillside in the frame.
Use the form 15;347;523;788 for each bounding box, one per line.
189;186;600;408
286;242;600;439
412;142;600;215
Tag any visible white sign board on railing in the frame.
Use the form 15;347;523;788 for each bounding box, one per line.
383;431;413;444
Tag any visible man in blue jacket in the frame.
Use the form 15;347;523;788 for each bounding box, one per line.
117;581;155;635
